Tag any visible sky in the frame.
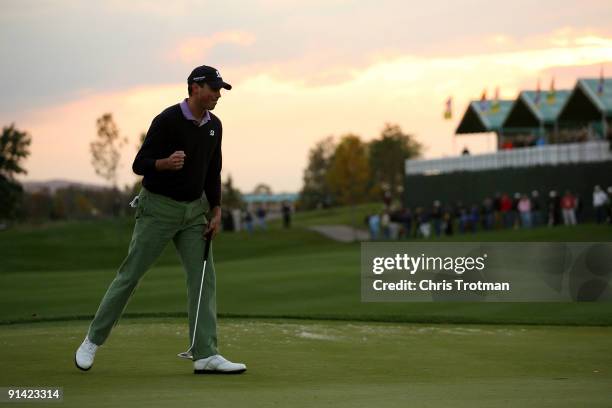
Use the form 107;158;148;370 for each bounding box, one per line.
1;0;612;193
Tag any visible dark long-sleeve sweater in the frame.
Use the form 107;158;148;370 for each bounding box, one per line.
132;104;222;206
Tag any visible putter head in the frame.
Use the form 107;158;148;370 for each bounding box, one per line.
177;351;193;360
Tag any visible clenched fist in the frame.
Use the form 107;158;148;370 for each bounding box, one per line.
156;151;186;171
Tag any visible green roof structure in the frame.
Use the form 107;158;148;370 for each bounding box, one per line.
558;78;612;121
503;90;572;128
455;100;514;134
243;193;298;203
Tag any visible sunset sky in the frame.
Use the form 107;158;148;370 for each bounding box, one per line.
2;0;611;192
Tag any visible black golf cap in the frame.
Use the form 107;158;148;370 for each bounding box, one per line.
188;65;232;90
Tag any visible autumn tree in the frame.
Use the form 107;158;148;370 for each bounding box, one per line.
326;134;371;206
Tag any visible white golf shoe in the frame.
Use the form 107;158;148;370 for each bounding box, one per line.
193;355;246;374
75;337;98;371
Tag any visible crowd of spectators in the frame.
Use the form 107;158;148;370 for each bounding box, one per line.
367;185;612;240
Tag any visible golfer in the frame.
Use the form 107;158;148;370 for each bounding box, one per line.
75;65;246;374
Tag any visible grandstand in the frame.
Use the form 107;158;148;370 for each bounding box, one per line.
502;89;572;145
404;77;612;220
406;140;611;175
558;78;612;139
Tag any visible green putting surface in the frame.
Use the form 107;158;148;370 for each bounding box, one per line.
1;318;611;408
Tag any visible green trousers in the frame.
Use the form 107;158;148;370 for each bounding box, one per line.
87;187;218;360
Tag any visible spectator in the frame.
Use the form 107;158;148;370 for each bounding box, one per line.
593;186;610;224
442;206;454;236
518;194;532;228
381;211;391;240
415;207;431;238
512;192;521;229
243;210;254;233
469;204;480;233
368;213;380;240
281;201;292;229
456;201;468;234
561;190;577;226
531;190;542;227
399;207;413;239
431;201;442;237
387;207;404;239
593;185;609;224
482;197;494;230
493;192;502;229
256;206;267;230
547;190;561;226
500;193;513;229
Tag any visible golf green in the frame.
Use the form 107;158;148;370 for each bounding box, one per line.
1;318;610;407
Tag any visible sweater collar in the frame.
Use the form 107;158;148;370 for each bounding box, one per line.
180;99;210;127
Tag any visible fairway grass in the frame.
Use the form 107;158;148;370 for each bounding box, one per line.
1;222;611;325
3;248;612;326
1;318;610;408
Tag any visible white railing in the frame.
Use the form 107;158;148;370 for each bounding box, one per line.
405;141;612;175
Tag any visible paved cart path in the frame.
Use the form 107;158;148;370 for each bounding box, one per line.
309;225;370;242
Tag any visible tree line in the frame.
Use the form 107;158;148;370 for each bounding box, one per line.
1;118;421;225
298;123;422;210
0;115;246;225
0;115;136;224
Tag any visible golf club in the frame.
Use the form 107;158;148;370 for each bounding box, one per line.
177;232;213;360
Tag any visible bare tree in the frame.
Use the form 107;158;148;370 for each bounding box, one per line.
90;113;127;187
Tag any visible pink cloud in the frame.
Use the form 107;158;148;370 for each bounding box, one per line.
170;31;256;63
9;28;612;192
216;29;612;92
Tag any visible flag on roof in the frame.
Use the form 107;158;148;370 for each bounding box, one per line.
534;78;541;105
491;86;500;113
598;66;605;95
479;89;489;112
444;96;452;120
547;77;556;104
